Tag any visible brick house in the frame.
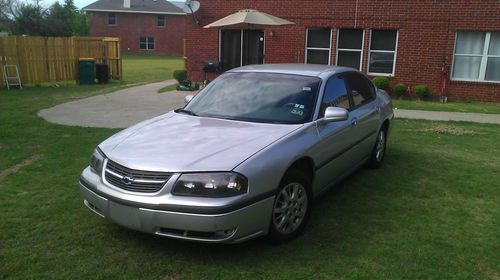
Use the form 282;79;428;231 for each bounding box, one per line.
84;0;186;55
184;0;500;102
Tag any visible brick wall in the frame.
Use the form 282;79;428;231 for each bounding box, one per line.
185;0;500;102
88;12;186;55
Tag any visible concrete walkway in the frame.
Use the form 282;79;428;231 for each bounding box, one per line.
39;81;500;128
39;80;193;129
394;109;500;124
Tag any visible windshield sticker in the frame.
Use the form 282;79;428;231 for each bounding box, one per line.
290;109;304;116
302;87;312;92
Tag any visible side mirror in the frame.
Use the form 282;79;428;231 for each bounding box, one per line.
324;107;349;122
184;95;194;104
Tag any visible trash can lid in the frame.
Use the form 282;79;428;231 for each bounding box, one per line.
79;58;96;61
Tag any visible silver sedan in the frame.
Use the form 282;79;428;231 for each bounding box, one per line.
79;64;393;243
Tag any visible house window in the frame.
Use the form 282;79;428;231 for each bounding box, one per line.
108;13;116;25
140;37;155;50
336;29;364;70
368;30;398;75
305;28;331;65
452;31;500;82
157;15;165;27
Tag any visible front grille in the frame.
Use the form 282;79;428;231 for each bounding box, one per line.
104;160;172;193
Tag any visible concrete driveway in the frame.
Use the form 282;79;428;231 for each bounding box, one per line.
39;80;500;129
39;80;194;129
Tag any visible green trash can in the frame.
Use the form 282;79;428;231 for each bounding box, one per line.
78;58;95;85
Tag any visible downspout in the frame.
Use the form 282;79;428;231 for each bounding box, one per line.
354;0;359;28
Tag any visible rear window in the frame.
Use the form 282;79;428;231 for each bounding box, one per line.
345;73;375;107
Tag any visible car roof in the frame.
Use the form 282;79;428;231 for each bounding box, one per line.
228;64;356;78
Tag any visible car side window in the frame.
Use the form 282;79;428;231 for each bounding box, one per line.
319;76;350;117
346;73;375;108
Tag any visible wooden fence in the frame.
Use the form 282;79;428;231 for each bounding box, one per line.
0;36;122;86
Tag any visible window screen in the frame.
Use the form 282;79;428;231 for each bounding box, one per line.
140;37;155;50
452;31;500;82
306;28;331;65
337;29;363;70
369;30;398;74
157;15;165;27
108;13;116;25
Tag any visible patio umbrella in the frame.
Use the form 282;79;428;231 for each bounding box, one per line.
203;9;295;29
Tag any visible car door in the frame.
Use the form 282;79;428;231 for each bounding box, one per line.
344;72;380;162
311;74;360;193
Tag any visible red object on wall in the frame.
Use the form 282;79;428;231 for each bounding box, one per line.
88;12;186;55
184;0;500;103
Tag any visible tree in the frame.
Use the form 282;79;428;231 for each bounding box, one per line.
70;11;89;36
0;0;16;32
3;0;89;36
11;3;45;35
44;1;72;36
63;0;90;36
63;0;77;12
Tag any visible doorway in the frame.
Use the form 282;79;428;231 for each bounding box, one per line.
220;29;264;72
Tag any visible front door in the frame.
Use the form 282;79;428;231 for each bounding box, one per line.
311;75;357;193
221;29;264;72
343;72;380;162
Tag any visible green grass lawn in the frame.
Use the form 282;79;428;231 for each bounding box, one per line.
122;54;184;84
0;82;499;278
0;54;183;171
393;99;500;114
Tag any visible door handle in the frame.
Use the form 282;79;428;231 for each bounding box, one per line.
370;106;381;116
351;118;358;127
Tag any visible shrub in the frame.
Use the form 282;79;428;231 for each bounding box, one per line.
393;83;407;98
173;70;187;83
415;85;430;99
372;77;389;90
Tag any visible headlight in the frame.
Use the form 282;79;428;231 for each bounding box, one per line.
90;148;105;174
172;173;248;197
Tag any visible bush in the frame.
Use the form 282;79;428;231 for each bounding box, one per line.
173;70;187;83
393;83;407;98
415;85;430;99
372;77;389;90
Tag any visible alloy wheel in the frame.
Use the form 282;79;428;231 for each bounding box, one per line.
375;130;386;162
272;182;308;235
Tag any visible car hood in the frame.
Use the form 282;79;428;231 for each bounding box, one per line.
99;112;302;172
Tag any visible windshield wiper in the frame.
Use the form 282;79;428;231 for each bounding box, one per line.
174;108;199;116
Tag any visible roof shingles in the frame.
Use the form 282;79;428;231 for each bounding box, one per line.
84;0;185;15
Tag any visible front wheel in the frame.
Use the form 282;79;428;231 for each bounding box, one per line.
367;127;387;168
268;170;311;243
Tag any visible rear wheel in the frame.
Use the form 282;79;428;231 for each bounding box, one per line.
367;127;387;168
268;170;311;243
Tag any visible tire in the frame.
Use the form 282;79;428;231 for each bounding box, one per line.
267;169;312;244
367;127;387;168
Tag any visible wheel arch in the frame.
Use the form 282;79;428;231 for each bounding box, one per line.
284;156;316;185
382;118;390;131
381;117;392;139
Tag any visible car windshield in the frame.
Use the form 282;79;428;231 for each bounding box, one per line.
184;72;321;124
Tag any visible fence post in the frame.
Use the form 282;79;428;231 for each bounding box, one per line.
117;39;122;80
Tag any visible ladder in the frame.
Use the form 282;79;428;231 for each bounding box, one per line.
3;65;22;90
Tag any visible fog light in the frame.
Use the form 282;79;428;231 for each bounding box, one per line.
215;228;236;237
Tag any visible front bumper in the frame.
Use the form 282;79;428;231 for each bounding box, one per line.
79;168;274;243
